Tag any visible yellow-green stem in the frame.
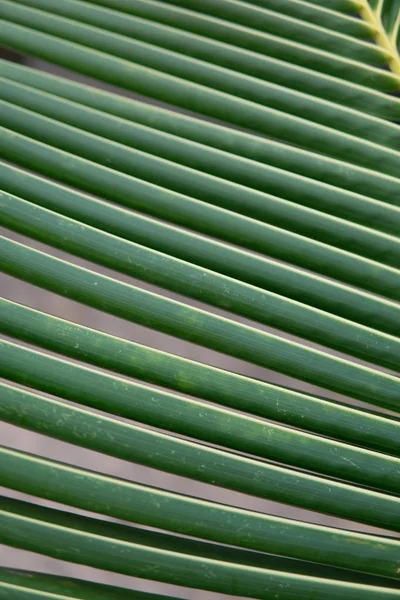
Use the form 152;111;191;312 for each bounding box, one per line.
359;0;400;75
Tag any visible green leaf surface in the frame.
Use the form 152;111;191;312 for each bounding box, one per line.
1;162;400;340
4;375;400;503
3;191;400;372
1;59;400;206
2;451;400;580
2;0;400;597
3;236;400;412
2;298;400;455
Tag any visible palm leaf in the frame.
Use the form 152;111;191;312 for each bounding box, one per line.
1;0;400;598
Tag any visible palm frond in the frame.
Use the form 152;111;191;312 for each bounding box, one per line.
1;0;400;598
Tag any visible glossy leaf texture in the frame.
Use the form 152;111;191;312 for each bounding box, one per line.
1;1;400;599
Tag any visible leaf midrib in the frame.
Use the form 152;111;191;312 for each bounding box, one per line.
360;0;400;74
